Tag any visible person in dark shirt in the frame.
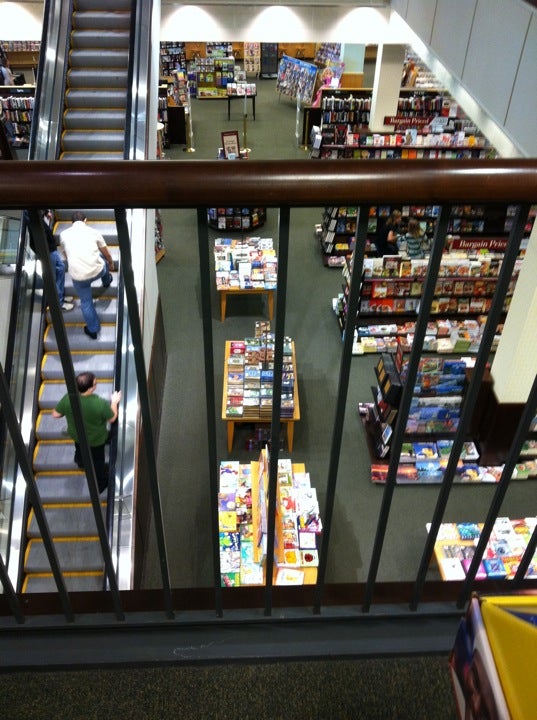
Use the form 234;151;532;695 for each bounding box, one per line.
375;210;402;256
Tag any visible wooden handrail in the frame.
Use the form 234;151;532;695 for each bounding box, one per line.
2;159;536;209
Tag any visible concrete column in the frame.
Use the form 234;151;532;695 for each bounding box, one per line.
368;44;406;133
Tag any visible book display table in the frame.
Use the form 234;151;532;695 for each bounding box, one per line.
218;450;322;587
219;286;274;322
226;82;257;120
214;237;277;321
222;339;300;452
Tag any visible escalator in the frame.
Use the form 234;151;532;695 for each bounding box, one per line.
22;0;132;592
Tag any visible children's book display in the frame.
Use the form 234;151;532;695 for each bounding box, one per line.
218;448;322;587
214;237;276;290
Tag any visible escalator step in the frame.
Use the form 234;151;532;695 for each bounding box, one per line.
63;109;126;130
71;29;130;49
35;472;92;503
46;296;118;326
36;411;71;441
38;379;114;410
33;440;79;472
65;88;127;108
24;537;105;573
69;49;129;68
62;267;120;294
42;350;115;380
67;68;128;88
44;323;117;352
73;10;131;31
27;504;106;539
62;130;125;152
75;0;131;12
23;572;105;593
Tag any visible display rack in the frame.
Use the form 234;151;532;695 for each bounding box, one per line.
331;203;533;355
218;449;321;587
196;57;235;98
159;41;186;79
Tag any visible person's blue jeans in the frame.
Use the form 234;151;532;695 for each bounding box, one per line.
72;256;112;334
50;250;66;304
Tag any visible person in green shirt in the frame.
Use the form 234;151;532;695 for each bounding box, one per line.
52;372;121;493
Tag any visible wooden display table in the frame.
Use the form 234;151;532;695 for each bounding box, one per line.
218;286;274;322
227;92;256;120
222;340;300;452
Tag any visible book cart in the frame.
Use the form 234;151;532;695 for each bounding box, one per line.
222;337;300;452
218;448;322;587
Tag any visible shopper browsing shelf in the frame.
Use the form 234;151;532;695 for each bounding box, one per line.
399;217;429;259
60;211;114;339
52;372;121;493
375;210;402;256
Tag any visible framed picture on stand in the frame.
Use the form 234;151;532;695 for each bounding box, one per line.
221;130;240;159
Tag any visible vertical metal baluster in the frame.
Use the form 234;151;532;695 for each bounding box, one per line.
264;206;290;615
196;207;223;616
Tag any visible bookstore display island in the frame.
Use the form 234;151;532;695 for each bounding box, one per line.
222;335;300;452
218;449;322;587
214;237;276;321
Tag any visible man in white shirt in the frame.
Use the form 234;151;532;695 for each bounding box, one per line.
60;211;115;339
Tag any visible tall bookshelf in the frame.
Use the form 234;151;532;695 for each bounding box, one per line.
0;87;35;148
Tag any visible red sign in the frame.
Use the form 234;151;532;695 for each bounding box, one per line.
450;237;508;252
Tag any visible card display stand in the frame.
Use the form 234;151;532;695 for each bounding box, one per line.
218;449;321;587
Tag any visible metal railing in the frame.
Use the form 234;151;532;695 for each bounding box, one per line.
0;158;536;665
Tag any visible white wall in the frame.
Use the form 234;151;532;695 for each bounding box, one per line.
391;0;537;156
0;2;43;38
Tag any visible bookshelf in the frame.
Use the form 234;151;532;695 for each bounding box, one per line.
260;43;278;78
0;86;35;148
159;41;186;79
1;40;40;84
196;56;235;98
331;202;534;355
